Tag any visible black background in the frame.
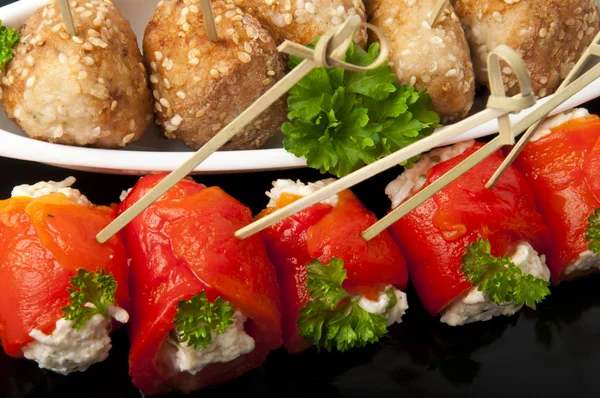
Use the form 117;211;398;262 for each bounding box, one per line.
1;1;600;397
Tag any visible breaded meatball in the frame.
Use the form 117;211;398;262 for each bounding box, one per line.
2;0;153;148
454;0;600;98
144;0;287;150
366;0;475;124
234;0;367;46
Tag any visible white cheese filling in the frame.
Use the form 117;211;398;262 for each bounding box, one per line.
119;188;133;202
162;310;255;376
266;179;339;208
385;140;475;209
440;242;550;326
530;108;590;142
357;285;409;326
564;250;600;276
11;177;92;207
22;305;129;375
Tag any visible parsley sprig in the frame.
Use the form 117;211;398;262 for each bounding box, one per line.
586;208;600;257
62;269;117;331
461;239;550;309
282;42;440;178
174;291;234;350
0;21;19;69
297;258;393;352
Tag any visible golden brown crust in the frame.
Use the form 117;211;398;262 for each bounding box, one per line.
367;0;475;124
233;0;367;46
454;0;600;98
144;0;287;150
2;0;153;149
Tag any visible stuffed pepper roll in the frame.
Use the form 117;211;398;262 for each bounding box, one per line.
119;175;282;396
258;179;409;353
514;109;600;283
386;141;551;326
0;178;130;374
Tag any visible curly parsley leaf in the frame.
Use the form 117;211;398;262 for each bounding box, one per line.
297;258;389;352
586;208;600;256
0;21;19;70
461;239;550;309
62;269;117;331
174;291;234;350
283;42;441;177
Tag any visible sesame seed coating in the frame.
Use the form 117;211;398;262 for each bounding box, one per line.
454;0;600;98
367;0;475;124
233;0;367;46
143;0;287;150
2;0;153;148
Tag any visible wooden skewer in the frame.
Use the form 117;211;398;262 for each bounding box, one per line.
200;0;219;42
428;0;449;27
486;32;600;188
58;0;77;36
96;17;387;244
235;46;534;241
361;60;600;241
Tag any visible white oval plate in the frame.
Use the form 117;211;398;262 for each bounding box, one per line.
1;0;599;174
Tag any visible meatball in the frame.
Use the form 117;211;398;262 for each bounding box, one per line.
366;0;475;124
144;0;287;150
2;0;153;148
234;0;368;46
454;0;600;98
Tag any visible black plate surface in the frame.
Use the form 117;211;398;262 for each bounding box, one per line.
1;1;599;395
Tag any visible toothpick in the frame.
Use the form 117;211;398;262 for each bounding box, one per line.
96;17;387;244
58;0;77;36
235;46;534;240
428;0;449;27
200;0;219;42
486;32;600;188
362;60;600;241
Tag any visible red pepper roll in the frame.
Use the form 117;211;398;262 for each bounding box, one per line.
514;109;600;283
386;141;551;326
0;178;129;374
259;179;409;354
119;175;282;396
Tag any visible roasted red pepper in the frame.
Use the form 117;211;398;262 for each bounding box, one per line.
259;189;408;353
0;193;129;357
119;175;282;396
515;115;600;282
389;143;550;315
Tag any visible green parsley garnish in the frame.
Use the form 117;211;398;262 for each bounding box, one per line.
586;208;600;257
461;239;550;309
0;21;19;69
282;42;441;178
62;269;117;331
174;291;234;350
297;258;393;352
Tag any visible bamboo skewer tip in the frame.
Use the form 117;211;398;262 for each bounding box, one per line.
57;0;77;36
428;0;449;27
200;0;219;42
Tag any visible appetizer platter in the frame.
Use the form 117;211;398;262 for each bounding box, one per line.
1;0;600;397
0;0;599;174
